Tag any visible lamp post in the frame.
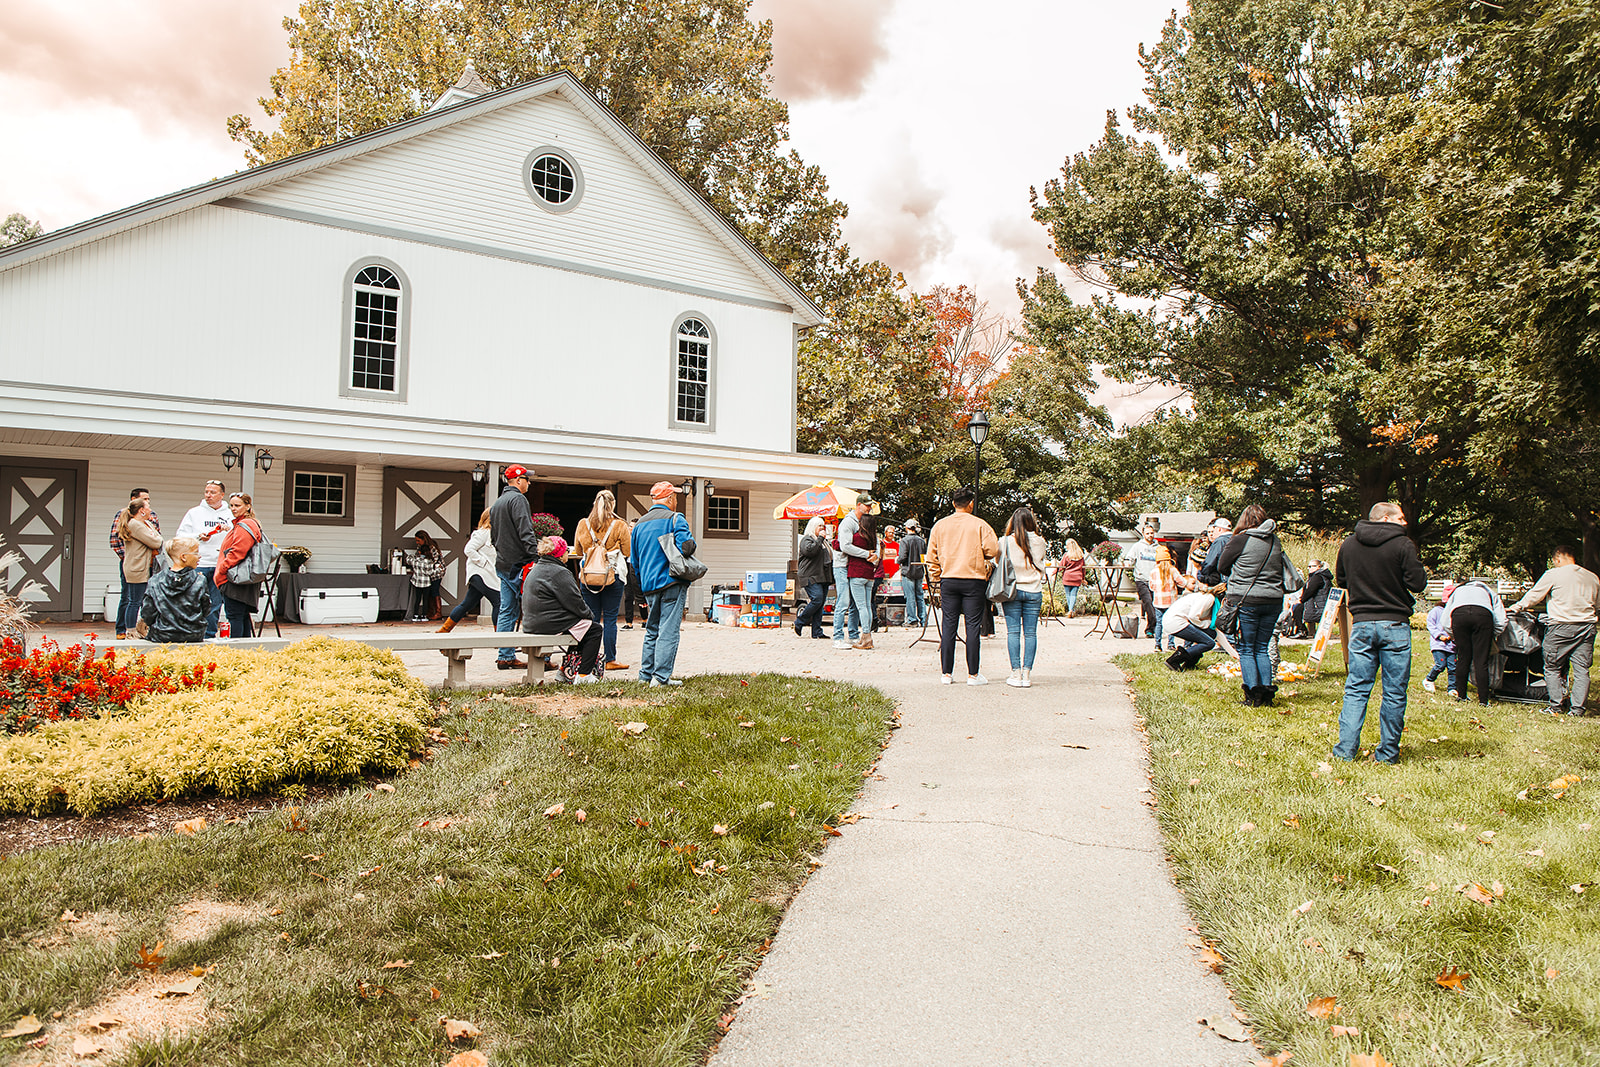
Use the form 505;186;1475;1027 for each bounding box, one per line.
967;411;990;501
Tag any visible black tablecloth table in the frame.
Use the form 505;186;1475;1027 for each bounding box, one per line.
276;573;416;623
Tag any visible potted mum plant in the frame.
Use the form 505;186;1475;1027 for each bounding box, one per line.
280;546;313;573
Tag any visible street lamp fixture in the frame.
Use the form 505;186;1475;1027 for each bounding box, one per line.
967;411;990;501
255;449;274;473
680;478;695;497
221;445;241;471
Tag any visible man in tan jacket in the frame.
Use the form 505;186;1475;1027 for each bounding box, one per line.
926;485;999;684
1509;545;1600;715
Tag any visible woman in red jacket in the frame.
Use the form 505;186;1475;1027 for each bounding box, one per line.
1058;539;1087;616
214;493;264;637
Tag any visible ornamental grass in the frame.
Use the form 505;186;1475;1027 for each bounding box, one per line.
0;637;430;816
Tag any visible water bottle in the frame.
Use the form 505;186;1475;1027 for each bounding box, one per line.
218;616;231;641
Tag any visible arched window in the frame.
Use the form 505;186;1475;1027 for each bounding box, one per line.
341;259;411;400
672;315;715;429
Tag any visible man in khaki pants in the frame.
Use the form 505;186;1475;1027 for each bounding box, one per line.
926;486;998;685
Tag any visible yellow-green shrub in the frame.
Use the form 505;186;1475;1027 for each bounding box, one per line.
0;637;431;815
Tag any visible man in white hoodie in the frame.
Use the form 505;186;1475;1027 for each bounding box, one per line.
1510;545;1600;715
174;479;233;638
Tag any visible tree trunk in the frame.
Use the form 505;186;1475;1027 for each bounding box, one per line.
1581;507;1600;574
1355;459;1394;527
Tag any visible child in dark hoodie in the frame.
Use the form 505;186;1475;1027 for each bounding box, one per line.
136;537;211;643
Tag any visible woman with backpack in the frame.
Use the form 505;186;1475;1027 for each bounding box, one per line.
214;493;264;638
574;489;632;671
1215;503;1291;706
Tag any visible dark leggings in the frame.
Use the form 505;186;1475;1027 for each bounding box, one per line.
448;574;501;622
571;623;603;675
938;577;987;677
1451;605;1495;704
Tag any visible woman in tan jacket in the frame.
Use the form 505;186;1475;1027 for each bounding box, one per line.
117;498;165;639
574;489;632;671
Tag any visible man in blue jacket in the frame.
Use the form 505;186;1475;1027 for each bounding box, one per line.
631;480;698;686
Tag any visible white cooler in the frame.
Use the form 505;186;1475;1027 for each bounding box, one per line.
104;583;121;623
300;587;380;625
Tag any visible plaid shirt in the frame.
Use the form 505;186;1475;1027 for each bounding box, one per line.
109;507;161;559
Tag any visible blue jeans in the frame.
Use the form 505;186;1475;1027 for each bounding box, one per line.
1002;589;1042;670
220;589;254;638
640;582;688;683
1334;620;1414;763
902;570;926;627
448;574;501;623
580;581;624;663
831;563;858;640
1426;648;1457;692
1063;585;1079;614
204;571;223;638
1236;599;1283;690
847;577;875;636
1170;623;1215;669
496;569;524;662
119;579;147;636
1153;603;1169;647
796;581;828;636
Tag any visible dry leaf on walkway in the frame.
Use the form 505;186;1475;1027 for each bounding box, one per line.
157;975;203;997
1200;1014;1249;1042
441;1018;481;1042
1436;965;1470;990
445;1052;488;1067
135;941;167;972
1;1015;43;1039
79;1013;121;1032
1197;947;1225;973
72;1034;106;1057
1306;996;1340;1018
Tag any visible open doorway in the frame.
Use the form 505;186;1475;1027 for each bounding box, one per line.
527;482;611;541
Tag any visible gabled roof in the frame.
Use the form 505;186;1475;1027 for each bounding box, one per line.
0;70;825;325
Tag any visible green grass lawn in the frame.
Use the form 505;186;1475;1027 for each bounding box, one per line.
1120;636;1600;1067
0;674;892;1066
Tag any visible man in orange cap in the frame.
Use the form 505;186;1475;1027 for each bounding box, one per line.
632;480;698;686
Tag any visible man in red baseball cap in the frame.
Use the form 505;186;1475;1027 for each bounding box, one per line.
490;464;539;668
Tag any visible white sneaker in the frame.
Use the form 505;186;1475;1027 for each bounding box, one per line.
574;673;600;685
1422;678;1435;692
967;673;989;686
833;639;851;649
1006;671;1023;687
940;674;953;685
1020;670;1032;688
647;678;684;687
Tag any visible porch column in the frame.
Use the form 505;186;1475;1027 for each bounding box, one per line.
688;477;708;619
238;443;256;499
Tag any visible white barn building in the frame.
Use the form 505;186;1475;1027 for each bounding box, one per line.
0;70;875;621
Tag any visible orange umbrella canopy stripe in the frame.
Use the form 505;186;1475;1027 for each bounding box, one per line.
772;481;879;520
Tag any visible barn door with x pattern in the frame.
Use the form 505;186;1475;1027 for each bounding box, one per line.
381;468;472;609
0;460;87;619
615;482;655;522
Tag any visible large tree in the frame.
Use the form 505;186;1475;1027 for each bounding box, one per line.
229;0;849;295
1024;0;1455;540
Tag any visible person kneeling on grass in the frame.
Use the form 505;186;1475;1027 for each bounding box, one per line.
521;536;603;684
136;536;209;643
1163;588;1220;671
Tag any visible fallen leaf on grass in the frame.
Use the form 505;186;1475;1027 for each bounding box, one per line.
822;825;842;837
1436;965;1470;990
1524;848;1545;857
543;867;563;883
712;824;729;836
174;817;207;835
1199;1013;1250;1041
473;950;503;960
381;959;412;970
618;722;648;736
544;803;565;818
738;721;755;728
79;1013;120;1032
1292;900;1315;916
72;1034;105;1057
1374;864;1400;875
1364;795;1384;807
1255;1054;1293;1067
575;809;587;823
156;975;203;997
1330;1025;1361;1037
1197;947;1225;973
441;1018;481;1042
1306;996;1340;1018
1572;883;1591;894
445;1052;488;1067
375;783;395;793
1317;761;1333;775
1461;883;1496;905
1283;815;1301;829
1239;822;1256;832
1546;968;1560;980
633;817;650;828
135;941;167;972
2;1015;43;1038
285;808;309;832
1350;1053;1393;1067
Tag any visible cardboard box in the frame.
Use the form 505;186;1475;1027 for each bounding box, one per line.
737;612;782;628
744;571;787;595
300;587;380;625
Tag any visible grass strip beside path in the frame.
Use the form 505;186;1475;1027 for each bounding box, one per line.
1121;637;1600;1067
0;674;892;1066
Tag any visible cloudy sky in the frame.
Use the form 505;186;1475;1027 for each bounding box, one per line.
0;0;1183;421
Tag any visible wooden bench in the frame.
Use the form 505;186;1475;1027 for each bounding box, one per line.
90;633;575;689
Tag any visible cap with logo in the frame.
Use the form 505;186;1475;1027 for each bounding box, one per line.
504;464;531;481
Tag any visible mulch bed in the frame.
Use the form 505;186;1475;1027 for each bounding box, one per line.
0;786;345;859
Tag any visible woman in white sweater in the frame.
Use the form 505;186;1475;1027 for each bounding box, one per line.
1000;507;1052;687
437;510;498;633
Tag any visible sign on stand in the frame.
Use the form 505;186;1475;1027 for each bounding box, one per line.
1307;588;1345;674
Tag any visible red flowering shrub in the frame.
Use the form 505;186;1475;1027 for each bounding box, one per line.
0;635;217;735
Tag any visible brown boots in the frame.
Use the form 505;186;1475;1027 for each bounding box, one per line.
436;617;457;633
852;633;874;650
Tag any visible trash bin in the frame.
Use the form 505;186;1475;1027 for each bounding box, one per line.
104;583;121;623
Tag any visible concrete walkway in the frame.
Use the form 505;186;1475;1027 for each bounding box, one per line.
35;613;1250;1063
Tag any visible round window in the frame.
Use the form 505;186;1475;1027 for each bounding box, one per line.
522;147;583;213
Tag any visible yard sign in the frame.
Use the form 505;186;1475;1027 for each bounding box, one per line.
1306;587;1345;671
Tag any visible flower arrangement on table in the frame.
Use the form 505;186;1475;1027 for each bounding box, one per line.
280;546;313;572
1090;540;1124;566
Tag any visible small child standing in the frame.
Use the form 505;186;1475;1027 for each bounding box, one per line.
1423;581;1458;694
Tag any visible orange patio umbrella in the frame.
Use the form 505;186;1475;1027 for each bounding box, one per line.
771;480;880;520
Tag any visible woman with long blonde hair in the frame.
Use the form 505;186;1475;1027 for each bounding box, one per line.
574;488;632;670
116;497;165;639
438;509;499;633
1058;538;1087;616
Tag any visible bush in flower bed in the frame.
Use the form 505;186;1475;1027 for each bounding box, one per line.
1;635;218;734
0;636;431;816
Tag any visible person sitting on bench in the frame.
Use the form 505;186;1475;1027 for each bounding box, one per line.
521;536;602;684
136;537;210;644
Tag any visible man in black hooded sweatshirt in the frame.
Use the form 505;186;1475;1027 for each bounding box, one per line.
1331;501;1428;763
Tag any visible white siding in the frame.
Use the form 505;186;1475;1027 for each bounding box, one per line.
0;444;384;617
0;206;796;454
239;91;785;307
698;487;798;587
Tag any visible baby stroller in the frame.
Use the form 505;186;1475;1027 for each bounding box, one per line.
1491;611;1548;704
